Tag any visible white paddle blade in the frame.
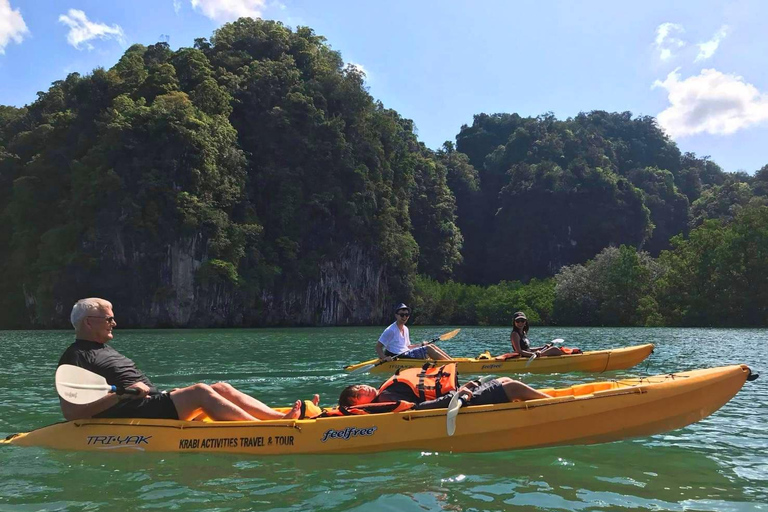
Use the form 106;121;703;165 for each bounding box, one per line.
551;338;565;344
349;363;375;375
55;364;112;405
446;393;463;436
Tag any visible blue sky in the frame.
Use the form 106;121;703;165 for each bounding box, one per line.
1;0;767;173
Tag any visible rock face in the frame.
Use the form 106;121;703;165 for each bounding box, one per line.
258;245;389;326
29;240;390;328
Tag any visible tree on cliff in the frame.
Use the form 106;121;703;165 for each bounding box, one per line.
0;20;462;327
451;110;739;285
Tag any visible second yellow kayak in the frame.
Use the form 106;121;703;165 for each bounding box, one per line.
345;343;655;374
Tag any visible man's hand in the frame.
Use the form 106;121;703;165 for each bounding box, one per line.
456;381;480;402
124;382;151;399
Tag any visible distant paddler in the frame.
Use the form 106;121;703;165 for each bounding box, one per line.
375;303;452;361
58;298;312;422
510;311;581;362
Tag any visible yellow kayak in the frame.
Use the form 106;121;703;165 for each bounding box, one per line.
345;343;655;374
1;365;752;455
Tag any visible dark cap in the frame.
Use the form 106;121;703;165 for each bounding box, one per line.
394;303;411;314
513;311;527;321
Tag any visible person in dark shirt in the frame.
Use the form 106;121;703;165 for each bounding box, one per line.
58;298;309;421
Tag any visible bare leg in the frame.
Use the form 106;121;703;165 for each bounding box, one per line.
210;382;286;420
169;384;258;421
539;346;565;357
498;377;551;401
426;344;452;360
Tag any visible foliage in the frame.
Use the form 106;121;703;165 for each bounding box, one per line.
655;206;768;326
553;245;662;326
411;275;555;326
452;111;743;285
0;21;463;327
0;18;765;328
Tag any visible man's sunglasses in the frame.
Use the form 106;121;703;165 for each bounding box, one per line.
398;312;410;318
89;315;116;323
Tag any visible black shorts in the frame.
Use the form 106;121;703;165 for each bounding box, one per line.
468;380;509;406
95;391;179;420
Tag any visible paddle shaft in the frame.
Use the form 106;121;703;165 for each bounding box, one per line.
60;382;142;395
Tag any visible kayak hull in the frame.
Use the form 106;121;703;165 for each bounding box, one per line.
347;343;655;374
2;365;750;455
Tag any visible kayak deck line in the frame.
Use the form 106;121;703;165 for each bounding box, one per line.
69;419;305;431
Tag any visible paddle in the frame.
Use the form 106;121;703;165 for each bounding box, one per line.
525;338;565;368
446;375;495;436
55;364;141;405
349;328;461;375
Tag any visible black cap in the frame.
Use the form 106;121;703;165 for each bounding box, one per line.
394;303;411;314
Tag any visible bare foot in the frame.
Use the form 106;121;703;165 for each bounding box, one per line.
312;394;320;406
283;400;302;419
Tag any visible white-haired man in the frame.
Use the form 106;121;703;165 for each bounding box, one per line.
58;298;309;421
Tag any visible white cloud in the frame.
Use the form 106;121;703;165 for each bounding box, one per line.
654;22;686;61
653;68;768;138
191;0;266;22
0;0;29;55
696;25;728;62
58;9;125;50
173;0;182;14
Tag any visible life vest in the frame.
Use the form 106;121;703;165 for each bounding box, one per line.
300;400;323;419
319;400;415;417
560;347;582;354
378;363;459;402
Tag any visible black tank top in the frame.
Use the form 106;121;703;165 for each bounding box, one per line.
513;331;531;351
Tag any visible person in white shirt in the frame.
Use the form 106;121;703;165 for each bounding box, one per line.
375;303;451;361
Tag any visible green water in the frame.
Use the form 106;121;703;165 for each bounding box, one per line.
0;326;766;511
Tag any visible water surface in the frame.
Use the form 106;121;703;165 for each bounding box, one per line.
0;326;765;511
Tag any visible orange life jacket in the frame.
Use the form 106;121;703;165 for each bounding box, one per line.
378;363;459;402
319;400;415;417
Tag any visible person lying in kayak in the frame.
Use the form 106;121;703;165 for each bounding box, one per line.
510;311;567;358
375;303;451;361
336;363;550;412
58;298;312;422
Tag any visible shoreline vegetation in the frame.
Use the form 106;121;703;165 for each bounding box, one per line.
1;18;766;329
